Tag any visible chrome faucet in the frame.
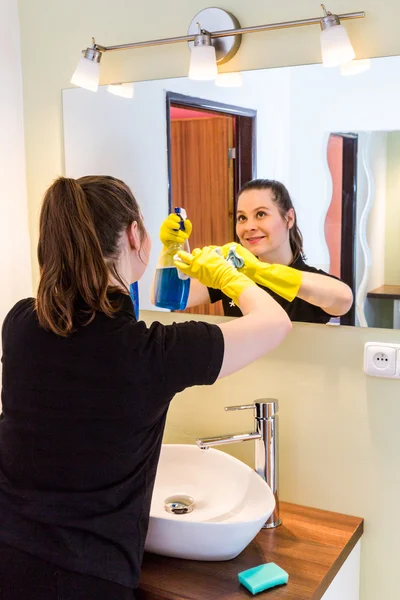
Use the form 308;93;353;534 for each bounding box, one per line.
196;399;281;528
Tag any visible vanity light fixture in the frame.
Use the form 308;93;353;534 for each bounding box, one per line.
320;4;356;67
71;39;102;92
188;24;218;80
71;6;365;91
107;82;135;98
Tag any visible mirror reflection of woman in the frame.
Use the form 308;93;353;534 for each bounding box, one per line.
159;180;353;323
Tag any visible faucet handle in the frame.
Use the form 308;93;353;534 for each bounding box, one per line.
224;404;255;412
225;399;279;418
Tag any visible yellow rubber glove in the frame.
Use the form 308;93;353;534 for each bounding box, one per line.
220;243;302;302
174;246;256;306
159;213;192;249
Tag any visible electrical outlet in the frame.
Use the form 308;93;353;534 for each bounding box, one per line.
364;342;400;378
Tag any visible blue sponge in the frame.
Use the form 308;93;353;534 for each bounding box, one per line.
238;562;289;594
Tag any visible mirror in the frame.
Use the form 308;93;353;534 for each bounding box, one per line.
62;55;400;328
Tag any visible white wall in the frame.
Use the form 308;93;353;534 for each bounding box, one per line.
0;0;32;340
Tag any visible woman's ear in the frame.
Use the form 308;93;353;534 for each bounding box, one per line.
286;208;295;230
127;221;141;251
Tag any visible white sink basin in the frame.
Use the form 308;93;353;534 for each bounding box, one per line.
144;443;275;561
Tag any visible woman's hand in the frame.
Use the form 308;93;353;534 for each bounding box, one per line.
220;242;261;278
174;246;255;306
159;213;192;248
220;242;302;302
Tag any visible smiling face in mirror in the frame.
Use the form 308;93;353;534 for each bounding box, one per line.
236;186;295;266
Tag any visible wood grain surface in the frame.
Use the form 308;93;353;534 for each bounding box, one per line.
367;285;400;299
137;502;363;600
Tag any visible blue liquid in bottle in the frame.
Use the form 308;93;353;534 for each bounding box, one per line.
129;282;140;319
154;266;190;310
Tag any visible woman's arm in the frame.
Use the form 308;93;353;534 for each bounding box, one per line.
180;270;353;317
219;243;353;317
217;285;291;379
186;279;211;308
297;273;353;316
174;246;292;380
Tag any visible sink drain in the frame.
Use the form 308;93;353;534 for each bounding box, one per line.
164;494;194;515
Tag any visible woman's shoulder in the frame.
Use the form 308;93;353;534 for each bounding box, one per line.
291;256;338;279
125;318;224;393
128;318;224;367
1;298;35;341
2;297;35;328
4;298;35;320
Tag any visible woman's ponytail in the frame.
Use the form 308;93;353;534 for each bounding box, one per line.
36;176;142;336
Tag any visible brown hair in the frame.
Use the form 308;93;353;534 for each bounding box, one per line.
36;175;146;337
238;179;305;260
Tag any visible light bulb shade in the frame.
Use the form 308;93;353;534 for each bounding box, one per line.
215;72;243;88
188;45;218;81
107;82;135;98
320;25;355;67
71;56;101;92
340;58;371;76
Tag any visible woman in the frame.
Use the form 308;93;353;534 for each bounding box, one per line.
163;179;353;323
0;176;291;599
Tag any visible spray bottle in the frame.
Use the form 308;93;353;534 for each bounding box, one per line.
129;282;140;319
154;208;191;310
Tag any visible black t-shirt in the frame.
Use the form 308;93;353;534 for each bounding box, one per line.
0;292;224;588
209;256;336;324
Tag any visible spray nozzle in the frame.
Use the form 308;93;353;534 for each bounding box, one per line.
174;207;187;231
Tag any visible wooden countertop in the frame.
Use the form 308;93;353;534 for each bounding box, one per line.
368;284;400;299
137;502;363;600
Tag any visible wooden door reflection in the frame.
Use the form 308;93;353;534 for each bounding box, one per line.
170;111;235;316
